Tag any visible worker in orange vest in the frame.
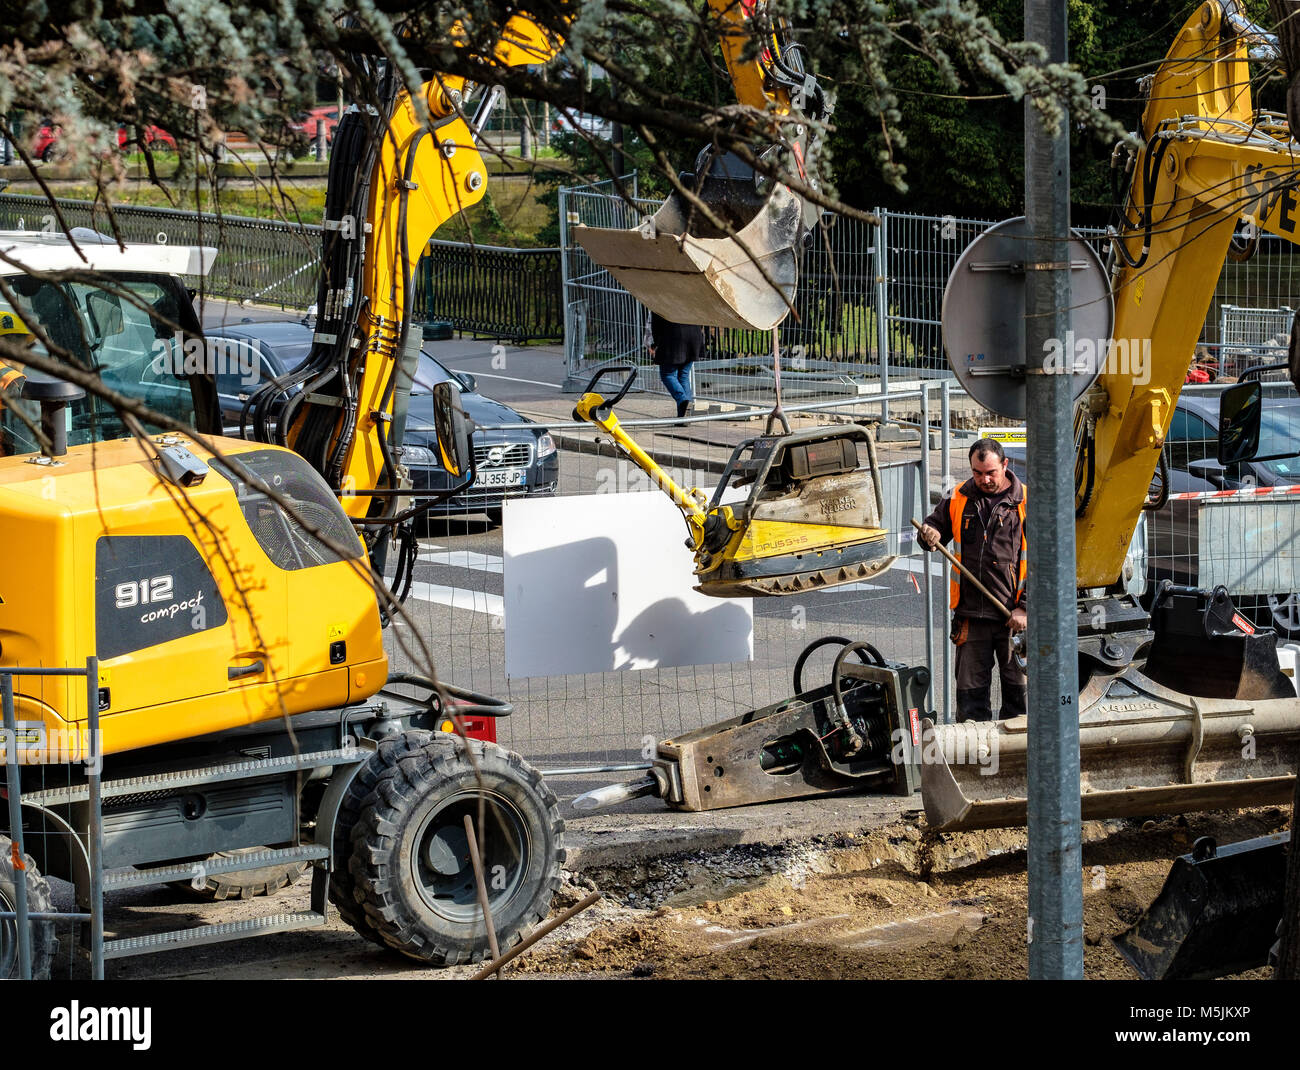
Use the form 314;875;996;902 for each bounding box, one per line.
918;438;1028;722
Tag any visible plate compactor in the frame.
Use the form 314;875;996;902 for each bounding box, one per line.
572;366;896;597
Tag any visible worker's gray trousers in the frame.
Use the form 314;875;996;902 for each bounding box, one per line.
953;616;1027;722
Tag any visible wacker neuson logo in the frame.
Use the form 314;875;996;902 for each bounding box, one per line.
49;1002;151;1050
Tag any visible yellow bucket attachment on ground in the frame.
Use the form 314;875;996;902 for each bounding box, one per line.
574;183;802;332
920;664;1300;832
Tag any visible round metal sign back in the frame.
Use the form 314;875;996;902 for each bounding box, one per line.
941;216;1114;420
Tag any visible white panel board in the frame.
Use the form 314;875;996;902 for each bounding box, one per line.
1199;497;1300;595
503;493;754;678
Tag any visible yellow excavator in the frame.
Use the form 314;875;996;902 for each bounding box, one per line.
922;0;1300;834
0;5;863;978
0;16;574;977
570;6;897;596
576;2;1300;865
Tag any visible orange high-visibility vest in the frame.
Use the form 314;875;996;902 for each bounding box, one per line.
948;484;1027;611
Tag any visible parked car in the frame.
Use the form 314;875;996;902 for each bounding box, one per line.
208;319;558;524
290;106;340;146
117;124;177;154
1146;387;1300;635
550;110;613;141
28;120;175;161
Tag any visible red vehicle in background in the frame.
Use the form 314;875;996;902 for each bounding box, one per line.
31;120;61;162
117;124;177;153
289;105;341;147
28;120;176;161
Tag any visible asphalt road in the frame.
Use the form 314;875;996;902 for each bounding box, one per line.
191;302;953;774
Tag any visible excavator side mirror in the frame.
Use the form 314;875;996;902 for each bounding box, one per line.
431;380;473;478
1217;381;1261;465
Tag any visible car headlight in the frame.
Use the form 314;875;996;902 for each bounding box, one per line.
536;432;557;459
400;444;438;467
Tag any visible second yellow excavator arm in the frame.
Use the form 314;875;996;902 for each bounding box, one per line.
1076;0;1300;587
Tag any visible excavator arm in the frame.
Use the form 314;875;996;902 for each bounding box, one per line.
249;16;561;521
1077;0;1300;586
575;0;834;329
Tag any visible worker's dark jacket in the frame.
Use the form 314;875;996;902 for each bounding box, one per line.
648;312;704;367
923;471;1027;619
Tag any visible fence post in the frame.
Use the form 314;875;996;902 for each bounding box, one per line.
874;208;890;423
85;657;104;980
940;378;953;723
920;384;936;715
2;673;31;980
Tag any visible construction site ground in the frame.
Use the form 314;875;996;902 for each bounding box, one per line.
50;791;1290;981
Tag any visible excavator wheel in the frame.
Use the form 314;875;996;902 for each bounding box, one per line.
169;848;310;901
328;731;433;945
0;834;58;979
348;734;565;966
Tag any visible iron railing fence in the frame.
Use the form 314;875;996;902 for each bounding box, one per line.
558;180;1300;408
0;193;565;342
417;240;563;342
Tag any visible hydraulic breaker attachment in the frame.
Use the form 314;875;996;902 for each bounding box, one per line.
574;150;803;331
574;639;930;812
572;366;895;597
1112;832;1289;980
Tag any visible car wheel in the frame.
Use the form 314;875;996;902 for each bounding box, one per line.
485;507;503;526
1262;592;1300;638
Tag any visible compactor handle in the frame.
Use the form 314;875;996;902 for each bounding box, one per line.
574;363;637;422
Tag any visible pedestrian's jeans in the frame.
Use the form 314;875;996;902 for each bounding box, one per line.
659;363;693;406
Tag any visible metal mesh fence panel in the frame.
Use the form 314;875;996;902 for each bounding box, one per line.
384;387;955;770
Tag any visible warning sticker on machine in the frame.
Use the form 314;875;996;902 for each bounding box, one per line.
908;707;921;746
1231;612;1256;635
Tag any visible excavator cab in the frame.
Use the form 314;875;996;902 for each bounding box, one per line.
572;365;894;596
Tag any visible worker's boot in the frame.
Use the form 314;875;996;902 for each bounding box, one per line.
999;685;1027;721
956;688;992;723
676;399;691;419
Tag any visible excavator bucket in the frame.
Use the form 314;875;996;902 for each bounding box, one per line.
574;157;803;331
1112;832;1289;979
922;589;1300;831
920;671;1300;833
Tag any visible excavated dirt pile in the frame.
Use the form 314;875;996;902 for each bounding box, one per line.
521;808;1291;980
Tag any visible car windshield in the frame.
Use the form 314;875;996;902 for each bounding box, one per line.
411;353;456;393
0;273;198;455
1257;401;1300;477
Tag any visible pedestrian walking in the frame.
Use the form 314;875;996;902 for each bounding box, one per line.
645;311;704;419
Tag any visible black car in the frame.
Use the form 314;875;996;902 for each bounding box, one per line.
209;319;558;523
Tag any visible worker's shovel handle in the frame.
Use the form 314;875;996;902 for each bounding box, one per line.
909;517;1013;622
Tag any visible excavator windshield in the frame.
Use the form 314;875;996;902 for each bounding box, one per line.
0;273;207;454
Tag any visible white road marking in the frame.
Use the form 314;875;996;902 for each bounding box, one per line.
409;581;504;617
457;370;562;389
419;549;504;573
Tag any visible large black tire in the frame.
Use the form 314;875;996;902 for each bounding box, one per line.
349;735;564;965
169;848;310;901
0;835;58;979
329;731;433;944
